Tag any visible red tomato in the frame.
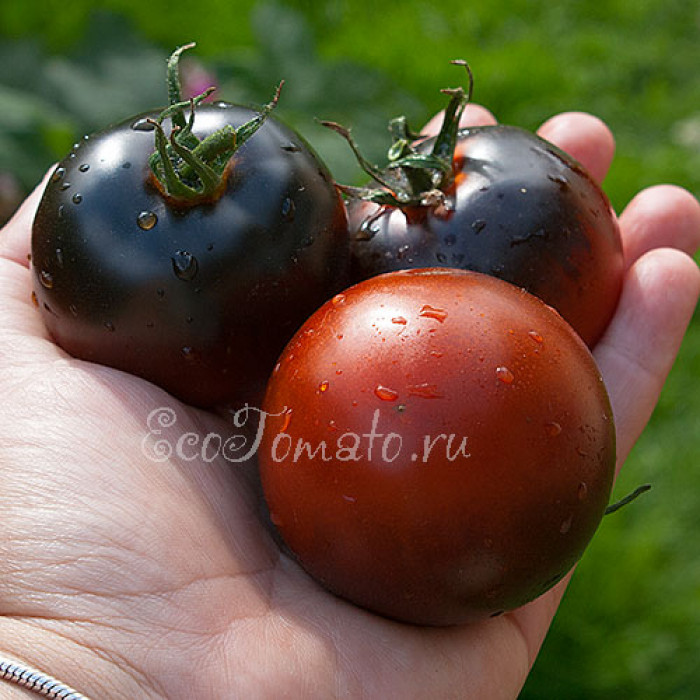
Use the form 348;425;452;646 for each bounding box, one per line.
259;268;616;625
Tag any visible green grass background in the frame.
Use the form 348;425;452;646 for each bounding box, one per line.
1;1;698;696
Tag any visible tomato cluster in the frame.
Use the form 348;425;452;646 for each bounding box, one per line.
31;49;622;625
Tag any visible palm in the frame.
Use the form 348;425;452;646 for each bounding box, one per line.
1;110;698;699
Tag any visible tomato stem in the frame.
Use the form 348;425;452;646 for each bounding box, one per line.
604;483;652;515
166;42;194;131
322;60;474;209
149;44;283;206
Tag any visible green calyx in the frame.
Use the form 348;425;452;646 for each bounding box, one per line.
322;60;474;209
148;43;282;205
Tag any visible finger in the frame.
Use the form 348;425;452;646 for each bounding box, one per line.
458;103;498;128
594;247;700;468
421;103;497;136
619;184;700;267
0;169;52;268
537;112;615;185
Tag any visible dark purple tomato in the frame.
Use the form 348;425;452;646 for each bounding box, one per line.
31;100;348;406
259;268;616;625
327;71;623;347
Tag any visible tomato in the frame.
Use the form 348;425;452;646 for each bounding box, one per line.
325;67;623;347
259;268;616;625
31;45;348;406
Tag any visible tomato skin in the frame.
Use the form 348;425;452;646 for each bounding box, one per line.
31;104;348;406
347;125;623;347
259;268;616;625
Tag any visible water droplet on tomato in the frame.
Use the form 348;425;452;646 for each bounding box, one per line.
281;143;302;153
578;482;589;501
131;118;155;132
528;330;544;344
68;304;78;316
122;161;132;169
171;251;198;281
78;163;90;173
60;182;71;191
72;193;82;205
39;270;54;289
407;383;443;399
181;346;197;360
331;293;346;306
471;219;486;233
375;385;399;401
137;211;158;230
436;252;447;264
357;218;380;240
496;366;515;384
280;409;293;433
419;305;448;322
318;380;330;393
281;197;296;222
510;228;547;246
392;316;408;325
30;291;39;307
104;321;116;332
545;421;562;437
51;167;66;183
547;174;569;191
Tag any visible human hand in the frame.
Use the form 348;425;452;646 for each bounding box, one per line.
0;108;698;699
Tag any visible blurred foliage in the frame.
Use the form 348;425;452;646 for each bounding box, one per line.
527;304;700;699
0;5;423;196
1;2;699;698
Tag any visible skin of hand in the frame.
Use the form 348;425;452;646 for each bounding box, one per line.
0;108;699;700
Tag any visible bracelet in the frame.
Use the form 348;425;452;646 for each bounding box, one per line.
0;654;90;699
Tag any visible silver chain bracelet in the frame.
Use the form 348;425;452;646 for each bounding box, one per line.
0;655;91;699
